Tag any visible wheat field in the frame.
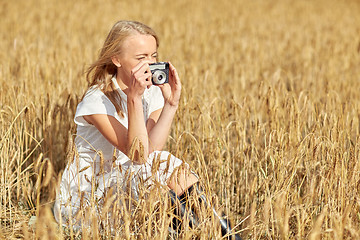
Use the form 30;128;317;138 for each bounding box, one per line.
1;0;360;239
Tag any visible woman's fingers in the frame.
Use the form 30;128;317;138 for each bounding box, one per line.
128;62;153;97
132;62;152;85
157;62;181;107
132;61;148;75
168;62;181;87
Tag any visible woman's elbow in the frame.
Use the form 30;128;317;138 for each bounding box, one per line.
126;138;149;163
127;147;149;165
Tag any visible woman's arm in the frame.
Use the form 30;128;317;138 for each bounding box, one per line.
126;94;149;162
83;101;177;160
82;62;180;163
146;62;181;152
146;103;178;152
83;96;150;164
84;62;152;163
83;114;128;153
125;62;153;162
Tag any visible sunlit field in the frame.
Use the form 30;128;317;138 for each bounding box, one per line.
1;0;360;239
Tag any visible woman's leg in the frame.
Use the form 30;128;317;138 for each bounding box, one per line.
167;167;199;196
166;168;242;240
166;167;199;236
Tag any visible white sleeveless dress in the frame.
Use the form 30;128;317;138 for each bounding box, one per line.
53;76;186;228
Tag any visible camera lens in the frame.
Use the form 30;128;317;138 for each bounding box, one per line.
152;71;166;84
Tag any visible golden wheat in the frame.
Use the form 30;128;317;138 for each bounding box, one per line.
1;0;360;239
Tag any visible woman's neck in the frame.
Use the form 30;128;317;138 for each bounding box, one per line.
115;73;129;94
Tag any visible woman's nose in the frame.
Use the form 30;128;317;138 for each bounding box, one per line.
145;59;156;64
145;55;157;63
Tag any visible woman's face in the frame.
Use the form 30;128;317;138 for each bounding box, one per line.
115;33;158;86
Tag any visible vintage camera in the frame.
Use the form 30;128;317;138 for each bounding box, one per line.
149;62;169;85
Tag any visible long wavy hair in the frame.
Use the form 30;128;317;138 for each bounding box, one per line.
85;20;159;117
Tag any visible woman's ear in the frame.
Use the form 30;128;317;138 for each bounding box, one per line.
111;56;121;67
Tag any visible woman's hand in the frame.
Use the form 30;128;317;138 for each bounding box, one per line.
158;62;181;107
127;61;153;99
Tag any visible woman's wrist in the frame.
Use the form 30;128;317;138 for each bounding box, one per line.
127;94;142;105
163;101;179;112
164;98;180;108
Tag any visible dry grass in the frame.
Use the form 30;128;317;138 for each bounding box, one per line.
1;0;360;239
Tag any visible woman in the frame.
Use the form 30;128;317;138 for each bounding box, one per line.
54;20;240;239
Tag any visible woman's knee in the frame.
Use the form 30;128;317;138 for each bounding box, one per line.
167;167;199;196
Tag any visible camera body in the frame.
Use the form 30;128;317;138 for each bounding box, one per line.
149;62;169;85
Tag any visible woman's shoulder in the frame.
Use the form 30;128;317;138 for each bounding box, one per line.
81;86;112;103
78;86;115;110
75;85;120;125
83;85;105;99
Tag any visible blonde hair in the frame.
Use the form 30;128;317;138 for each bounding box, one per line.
85;20;159;117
